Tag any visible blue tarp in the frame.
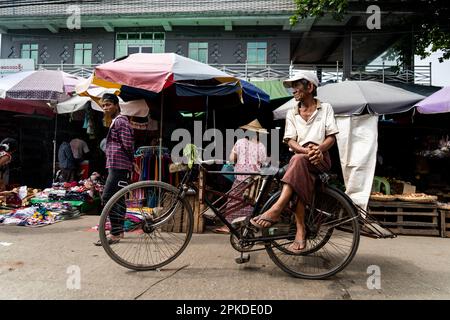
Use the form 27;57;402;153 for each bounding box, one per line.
240;79;270;105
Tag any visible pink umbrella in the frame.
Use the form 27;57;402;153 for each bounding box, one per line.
416;86;450;114
90;53;236;94
0;98;55;117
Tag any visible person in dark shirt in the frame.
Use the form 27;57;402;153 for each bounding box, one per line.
58;139;77;182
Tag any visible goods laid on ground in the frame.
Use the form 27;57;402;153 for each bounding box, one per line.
0;203;80;227
30;172;103;215
0;173;104;227
0;188;41;207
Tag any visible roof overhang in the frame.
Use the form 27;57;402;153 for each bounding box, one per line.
0;15;293;32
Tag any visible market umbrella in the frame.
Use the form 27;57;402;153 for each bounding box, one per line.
0;70;81;102
416;86;450;114
0;70;84;117
273;80;425;120
0;98;55;117
76;53;238;97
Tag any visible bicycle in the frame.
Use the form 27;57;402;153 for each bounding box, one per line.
97;158;367;280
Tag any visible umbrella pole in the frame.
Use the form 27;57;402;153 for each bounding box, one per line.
52;113;58;183
159;93;163;182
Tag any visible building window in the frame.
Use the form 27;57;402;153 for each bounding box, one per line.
188;42;208;63
116;32;165;58
21;44;38;64
247;42;267;65
74;43;92;65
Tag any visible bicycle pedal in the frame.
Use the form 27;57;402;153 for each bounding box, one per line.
235;254;250;264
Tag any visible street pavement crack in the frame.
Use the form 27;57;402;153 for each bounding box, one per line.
133;264;190;300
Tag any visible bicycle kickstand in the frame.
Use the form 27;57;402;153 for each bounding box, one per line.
235;252;250;264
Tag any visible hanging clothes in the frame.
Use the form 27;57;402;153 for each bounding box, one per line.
132;146;179;184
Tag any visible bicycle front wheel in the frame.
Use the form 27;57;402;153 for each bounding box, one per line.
98;180;193;271
264;185;360;279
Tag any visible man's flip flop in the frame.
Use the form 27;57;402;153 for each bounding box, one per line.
212;227;230;234
250;214;279;229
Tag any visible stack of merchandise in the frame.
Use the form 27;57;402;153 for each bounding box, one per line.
32;172;104;205
0;187;41;208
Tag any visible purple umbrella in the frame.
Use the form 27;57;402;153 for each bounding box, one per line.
0;70;81;102
416;86;450;114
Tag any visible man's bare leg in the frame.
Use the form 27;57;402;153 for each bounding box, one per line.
290;199;306;251
251;183;294;228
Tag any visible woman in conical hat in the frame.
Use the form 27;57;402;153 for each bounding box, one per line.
213;119;268;234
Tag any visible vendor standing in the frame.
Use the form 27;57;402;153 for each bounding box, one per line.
58;138;77;182
70;135;90;178
95;93;134;246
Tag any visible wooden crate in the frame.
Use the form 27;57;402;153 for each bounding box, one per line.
368;201;439;236
166;171;205;234
166;193;205;234
439;209;450;238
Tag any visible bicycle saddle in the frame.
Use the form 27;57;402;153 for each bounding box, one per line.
259;164;288;179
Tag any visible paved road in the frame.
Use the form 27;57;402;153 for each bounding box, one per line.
0;215;449;300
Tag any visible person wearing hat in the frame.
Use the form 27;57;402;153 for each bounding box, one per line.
213;119;268;234
95;93;135;246
250;71;339;253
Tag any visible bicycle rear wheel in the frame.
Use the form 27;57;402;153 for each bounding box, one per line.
98;180;193;271
264;185;360;279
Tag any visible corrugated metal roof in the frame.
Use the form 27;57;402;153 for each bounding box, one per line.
0;0;295;17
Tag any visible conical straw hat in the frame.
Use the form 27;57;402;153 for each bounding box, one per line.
239;119;268;134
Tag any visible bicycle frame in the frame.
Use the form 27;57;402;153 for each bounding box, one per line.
176;165;295;244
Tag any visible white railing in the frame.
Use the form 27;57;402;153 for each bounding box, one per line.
36;63;99;78
209;63;292;80
349;63;432;85
36;62;432;85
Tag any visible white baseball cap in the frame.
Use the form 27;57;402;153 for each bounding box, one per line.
283;71;319;88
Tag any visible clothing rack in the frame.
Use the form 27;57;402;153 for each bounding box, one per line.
135;145;169;157
133;146;180;185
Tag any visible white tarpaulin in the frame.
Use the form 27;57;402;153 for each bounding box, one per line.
335;114;378;211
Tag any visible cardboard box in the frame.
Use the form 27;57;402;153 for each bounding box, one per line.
392;180;416;194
